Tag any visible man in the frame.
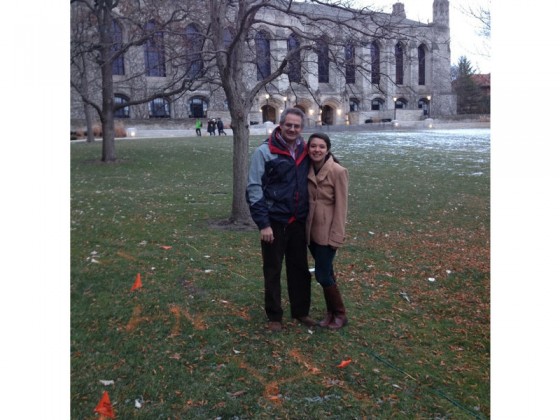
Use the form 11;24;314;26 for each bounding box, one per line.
246;108;316;331
216;118;226;136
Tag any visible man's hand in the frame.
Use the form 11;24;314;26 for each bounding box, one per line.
260;226;274;243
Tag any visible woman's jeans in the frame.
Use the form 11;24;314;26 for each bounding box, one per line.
309;241;337;288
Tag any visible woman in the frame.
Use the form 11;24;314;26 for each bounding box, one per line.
306;133;349;330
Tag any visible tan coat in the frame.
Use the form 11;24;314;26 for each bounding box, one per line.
306;156;348;247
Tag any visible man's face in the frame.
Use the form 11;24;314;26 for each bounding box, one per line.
279;113;303;144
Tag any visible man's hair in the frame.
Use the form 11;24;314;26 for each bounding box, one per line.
279;107;305;128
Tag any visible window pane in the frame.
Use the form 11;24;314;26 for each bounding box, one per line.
371;42;380;84
317;39;329;83
186;24;203;79
114;95;129;118
395;42;404;85
345;43;355;84
418;45;425;85
287;34;301;83
145;21;166;77
150;98;170;118
256;31;271;80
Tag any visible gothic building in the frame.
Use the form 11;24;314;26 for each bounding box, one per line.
71;0;456;130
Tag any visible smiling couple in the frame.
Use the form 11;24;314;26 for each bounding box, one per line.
246;108;349;332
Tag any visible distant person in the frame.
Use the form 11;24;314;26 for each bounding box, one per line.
306;132;349;330
246;108;315;332
195;119;202;136
216;118;226;136
207;119;216;136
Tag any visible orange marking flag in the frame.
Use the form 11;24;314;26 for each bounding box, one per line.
130;273;143;291
337;359;352;368
94;391;116;419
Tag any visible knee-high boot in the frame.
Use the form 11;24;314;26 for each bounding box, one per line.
319;285;335;327
326;284;347;330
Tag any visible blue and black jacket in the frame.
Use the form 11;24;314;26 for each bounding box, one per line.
246;127;309;230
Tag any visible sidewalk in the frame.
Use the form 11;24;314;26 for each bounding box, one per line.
72;120;490;141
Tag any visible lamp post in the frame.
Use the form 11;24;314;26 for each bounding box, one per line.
264;94;269;122
427;95;431;118
393;97;397;120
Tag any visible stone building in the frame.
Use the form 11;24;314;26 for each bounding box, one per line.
71;0;456;131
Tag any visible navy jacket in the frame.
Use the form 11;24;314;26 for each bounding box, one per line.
246;128;309;230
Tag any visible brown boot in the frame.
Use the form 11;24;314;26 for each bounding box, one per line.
319;285;335;327
327;284;348;330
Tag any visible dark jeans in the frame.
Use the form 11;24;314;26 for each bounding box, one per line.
261;221;311;322
309;241;337;287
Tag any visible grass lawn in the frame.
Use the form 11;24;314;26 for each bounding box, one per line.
71;130;490;418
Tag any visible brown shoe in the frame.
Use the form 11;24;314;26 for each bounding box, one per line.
295;316;317;327
267;321;282;332
328;314;348;330
318;312;334;328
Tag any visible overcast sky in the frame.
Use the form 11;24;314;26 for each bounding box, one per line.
353;0;491;73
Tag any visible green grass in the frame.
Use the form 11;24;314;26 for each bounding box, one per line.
71;131;490;418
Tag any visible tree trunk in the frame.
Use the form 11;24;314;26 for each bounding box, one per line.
83;102;95;143
229;113;253;225
100;84;117;161
99;4;116;162
80;54;95;143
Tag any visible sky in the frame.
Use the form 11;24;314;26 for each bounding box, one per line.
354;0;491;73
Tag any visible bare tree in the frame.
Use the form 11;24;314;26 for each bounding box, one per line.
72;0;449;225
71;0;211;161
202;0;436;224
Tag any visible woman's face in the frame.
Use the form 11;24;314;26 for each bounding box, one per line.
308;137;328;164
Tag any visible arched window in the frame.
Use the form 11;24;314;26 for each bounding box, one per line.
371;98;385;111
395;98;407;109
112;20;125;76
287;33;301;83
145;20;166;77
418;44;426;85
317;38;329;83
370;41;380;84
345;43;355;84
349;98;360;112
255;30;271;80
186;23;204;79
188;96;208;118
114;94;130;118
395;42;404;85
149;97;170;118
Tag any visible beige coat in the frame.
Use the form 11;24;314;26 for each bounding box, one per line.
306;156;348;247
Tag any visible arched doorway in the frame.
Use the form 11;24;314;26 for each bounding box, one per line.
188;96;208;118
321;105;334;125
261;105;276;123
418;97;430;116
